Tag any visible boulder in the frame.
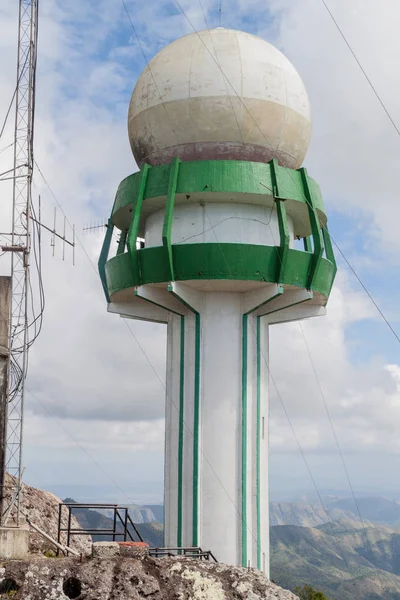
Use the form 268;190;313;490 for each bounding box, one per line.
4;474;91;556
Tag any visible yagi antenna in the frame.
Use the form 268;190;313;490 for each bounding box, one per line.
82;220;107;234
28;203;76;264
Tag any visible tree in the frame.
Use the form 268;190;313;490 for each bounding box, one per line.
294;584;330;600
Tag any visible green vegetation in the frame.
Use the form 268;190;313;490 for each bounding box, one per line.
271;519;400;600
0;579;19;597
295;584;330;600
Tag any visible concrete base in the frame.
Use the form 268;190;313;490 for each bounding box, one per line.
118;542;149;559
92;542;120;558
0;524;29;559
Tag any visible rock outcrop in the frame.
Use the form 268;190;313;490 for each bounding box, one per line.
4;474;91;556
0;555;299;599
0;478;298;598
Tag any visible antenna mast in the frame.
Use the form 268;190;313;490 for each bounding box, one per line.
2;0;39;523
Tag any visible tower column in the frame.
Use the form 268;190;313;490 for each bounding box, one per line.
164;290;270;570
249;315;270;576
164;310;197;549
200;293;243;565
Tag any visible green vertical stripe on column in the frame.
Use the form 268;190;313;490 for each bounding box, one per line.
256;316;261;570
241;313;248;567
192;313;201;547
127;163;150;285
167;285;201;548
245;286;284;317
264;290;313;317
177;315;185;548
134;290;183;317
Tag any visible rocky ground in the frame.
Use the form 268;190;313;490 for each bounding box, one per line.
0;555;299;599
0;477;298;598
4;474;91;555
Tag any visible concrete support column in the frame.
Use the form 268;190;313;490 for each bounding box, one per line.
246;315;270;576
200;293;242;565
164;313;181;546
164;289;269;572
164;311;197;549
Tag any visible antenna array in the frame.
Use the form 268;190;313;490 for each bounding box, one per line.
2;0;40;524
0;0;75;524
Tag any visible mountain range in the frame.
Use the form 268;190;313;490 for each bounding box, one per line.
271;519;400;600
66;495;400;599
270;496;400;528
64;494;400;529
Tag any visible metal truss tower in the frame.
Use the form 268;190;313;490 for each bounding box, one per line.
5;0;39;521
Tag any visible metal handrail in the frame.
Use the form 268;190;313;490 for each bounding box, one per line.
57;503;144;555
56;503;218;563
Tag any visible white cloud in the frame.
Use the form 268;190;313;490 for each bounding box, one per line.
1;0;400;501
269;272;400;456
269;0;400;256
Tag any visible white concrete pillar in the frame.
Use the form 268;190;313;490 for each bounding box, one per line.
200;293;242;565
164;313;181;546
164;311;197;549
163;290;270;571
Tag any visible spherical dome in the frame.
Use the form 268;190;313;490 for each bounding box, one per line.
128;28;311;169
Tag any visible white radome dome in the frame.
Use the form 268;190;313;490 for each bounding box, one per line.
128;28;311;169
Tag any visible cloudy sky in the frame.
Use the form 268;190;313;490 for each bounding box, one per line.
1;0;400;507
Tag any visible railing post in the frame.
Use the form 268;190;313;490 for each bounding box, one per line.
112;508;117;542
117;230;127;255
57;503;62;557
98;218;114;302
124;509;128;542
127;164;151;286
270;159;289;283
299;167;324;289
162;157;181;281
67;506;72;556
303;236;312;252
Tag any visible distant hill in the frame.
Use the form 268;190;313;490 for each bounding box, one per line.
271;519;400;600
63;497;162;524
63;497;400;529
270;502;360;527
138;521;164;547
326;497;400;527
63;494;400;599
143;504;164;524
270;497;400;529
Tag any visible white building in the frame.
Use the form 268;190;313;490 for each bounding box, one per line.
99;28;336;574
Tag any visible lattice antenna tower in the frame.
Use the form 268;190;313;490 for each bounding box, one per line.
5;0;39;521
